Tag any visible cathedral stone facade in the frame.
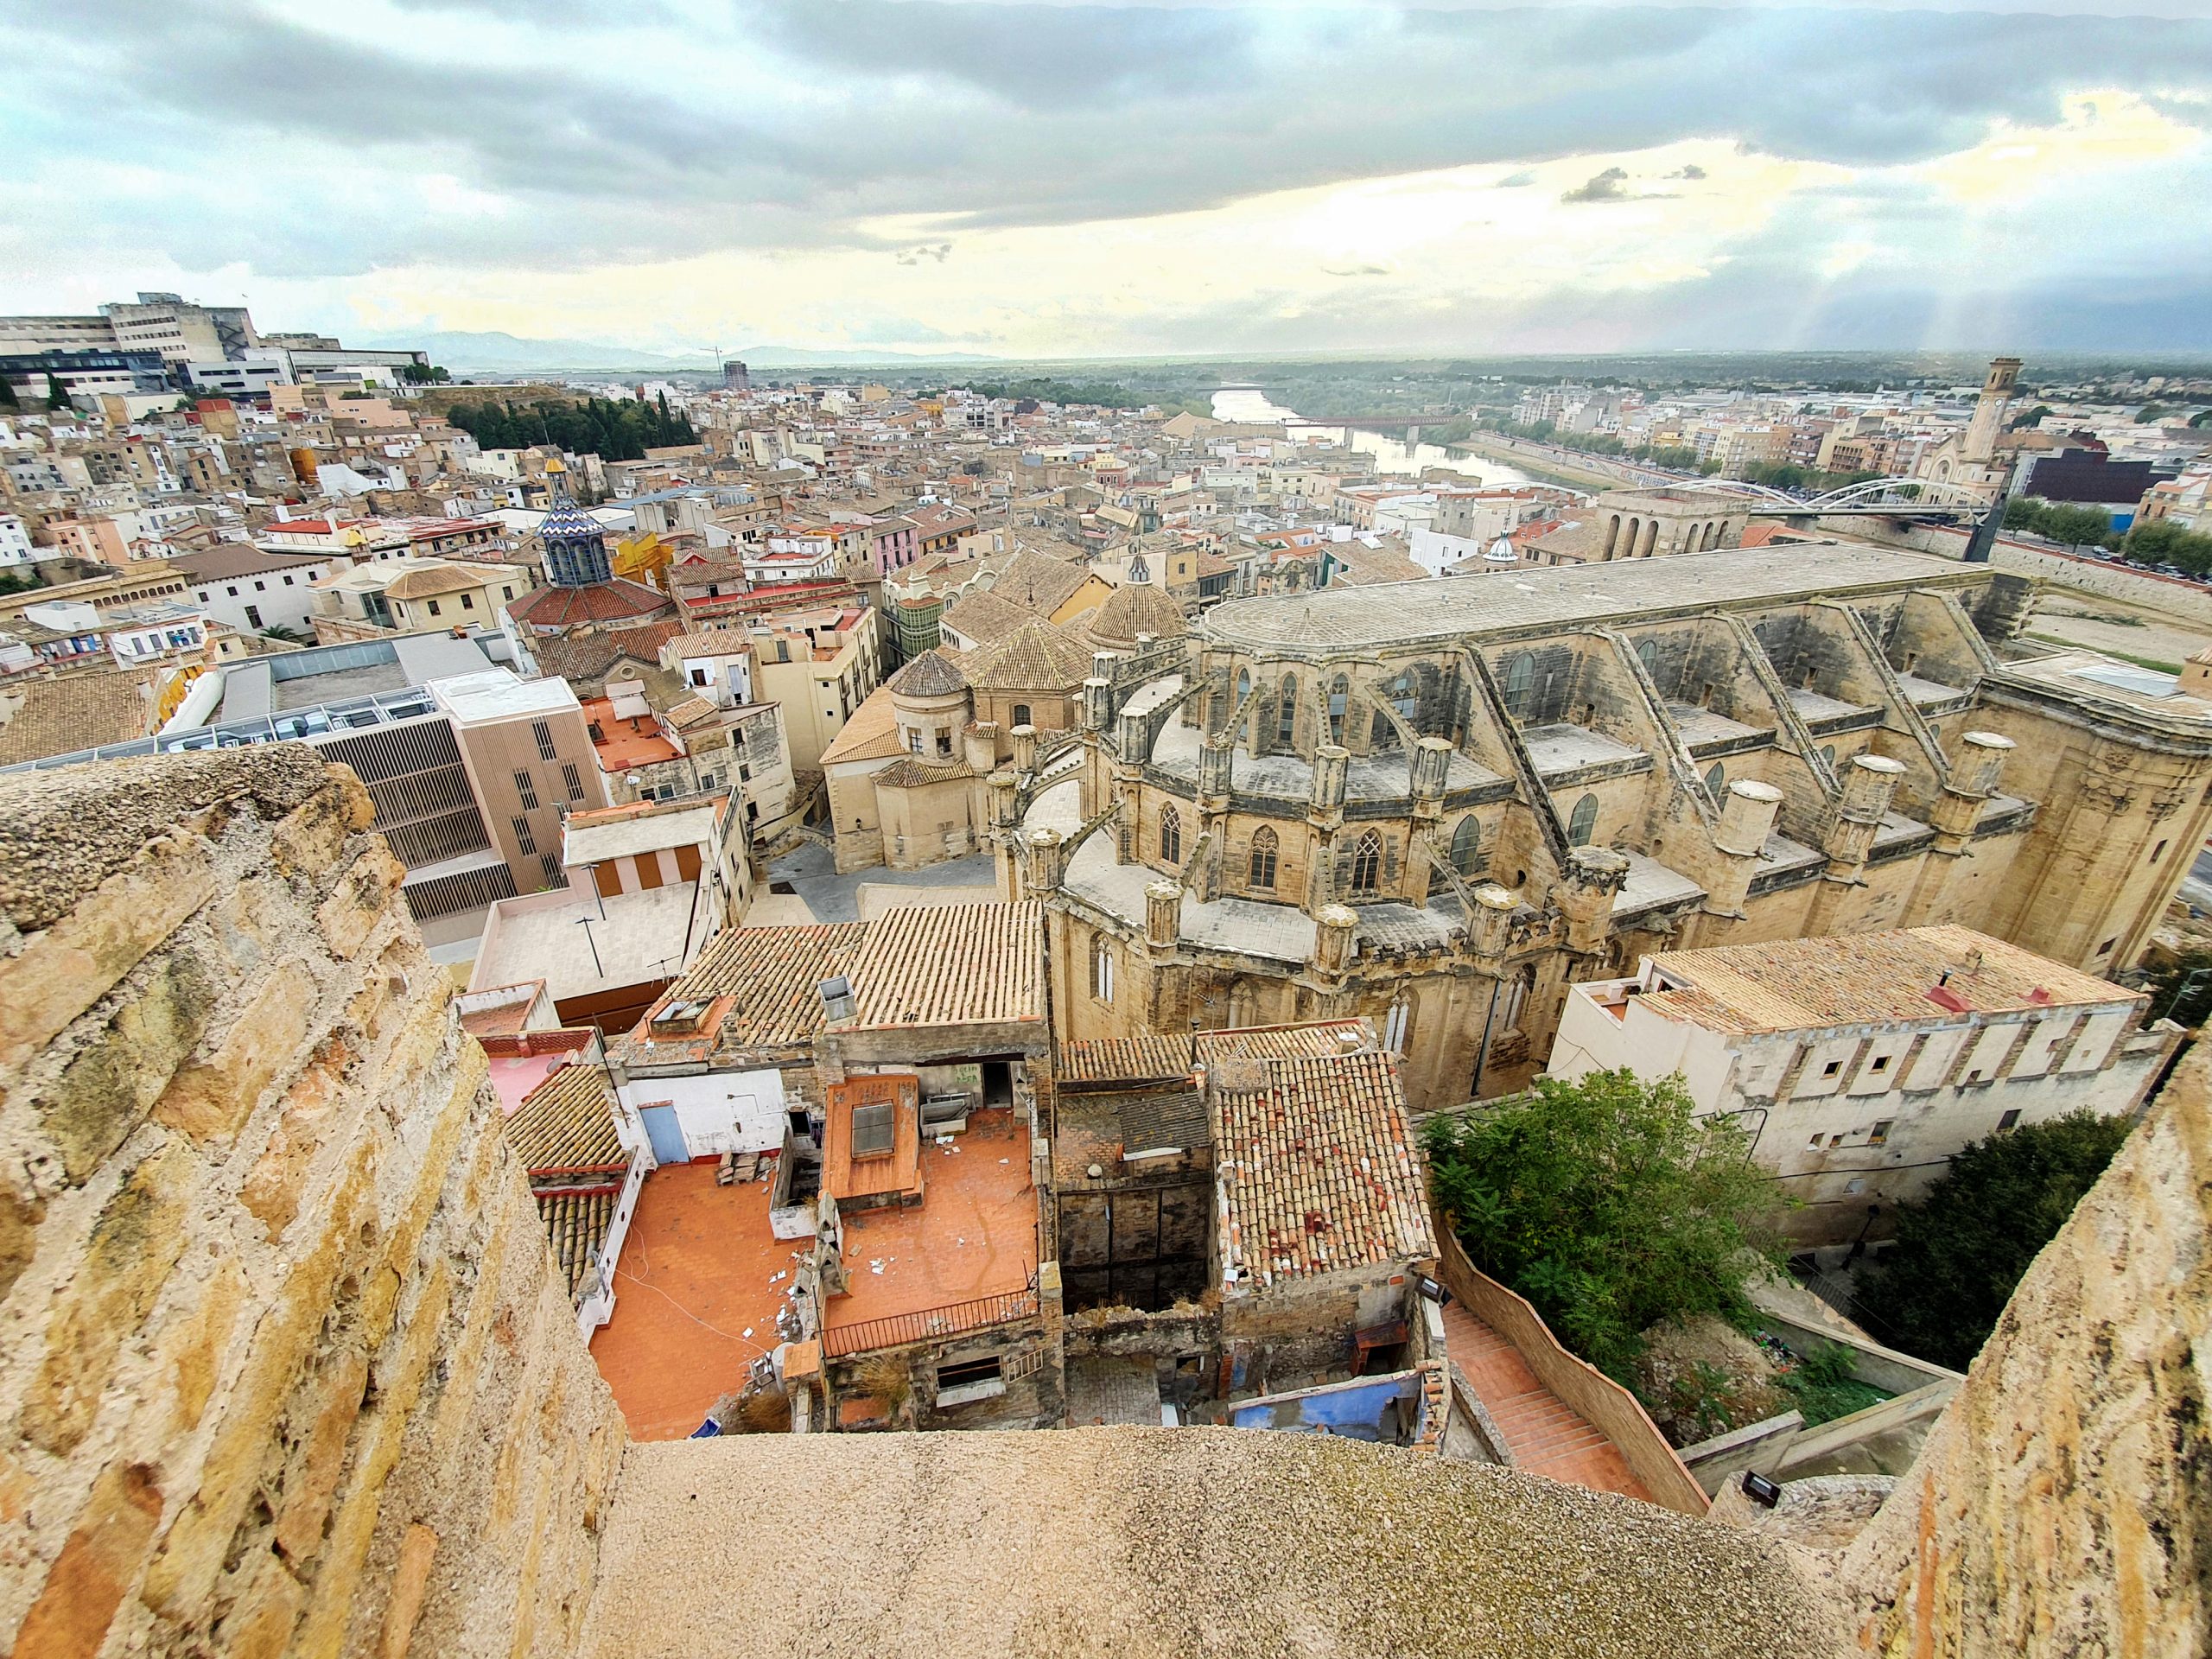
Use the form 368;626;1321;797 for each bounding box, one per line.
993;543;2212;1110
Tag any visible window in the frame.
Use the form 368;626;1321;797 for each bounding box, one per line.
1502;652;1535;715
1328;675;1348;744
1450;815;1482;876
244;605;262;628
1868;1120;1893;1147
532;719;557;761
1808;1132;1824;1148
850;1102;895;1158
1870;1054;1891;1073
1822;1059;1843;1077
253;580;265;591
283;574;294;586
1636;639;1658;676
226;585;238;597
1160;804;1182;865
461;592;475;610
1276;675;1297;745
908;729;924;754
538;852;563;887
2097;937;2117;957
935;1356;1005;1405
502;586;514;601
1705;761;1726;796
2152;840;2169;865
1997;1109;2022;1131
1236;669;1250;704
1011;703;1031;728
511;815;536;856
936;731;953;757
1349;830;1382;896
427;600;442;616
562;762;586;803
1092;939;1116;1003
513;769;539;810
1248;826;1278;889
1567;794;1599;845
1382;1000;1411;1053
1821;744;1836;767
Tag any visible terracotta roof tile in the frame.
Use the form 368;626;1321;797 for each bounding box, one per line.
1209;1049;1435;1290
1059;1033;1195;1086
537;1186;618;1301
963;618;1091;692
845;901;1045;1031
507;1063;627;1175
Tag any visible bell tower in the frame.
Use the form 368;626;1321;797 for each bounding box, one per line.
538;458;613;588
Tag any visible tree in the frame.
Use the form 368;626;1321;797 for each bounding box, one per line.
45;373;70;411
2136;405;2170;424
1855;1111;2134;1370
2122;518;2212;575
0;374;16;410
1422;1069;1784;1382
2007;405;2052;430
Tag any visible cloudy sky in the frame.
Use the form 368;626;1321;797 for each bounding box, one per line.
3;1;2210;358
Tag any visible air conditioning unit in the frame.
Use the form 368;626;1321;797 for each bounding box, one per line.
920;1092;969;1136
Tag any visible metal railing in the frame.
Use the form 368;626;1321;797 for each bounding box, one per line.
820;1282;1040;1357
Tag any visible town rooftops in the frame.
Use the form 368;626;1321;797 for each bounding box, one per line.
1637;925;2145;1036
844;901;1045;1030
1209;1047;1435;1290
1058;1033;1196;1086
1198;543;1976;651
171;545;335;583
938;589;1036;647
964;617;1091;692
985;548;1094;616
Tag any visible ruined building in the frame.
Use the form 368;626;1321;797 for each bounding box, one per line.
998;543;2212;1108
0;747;2202;1657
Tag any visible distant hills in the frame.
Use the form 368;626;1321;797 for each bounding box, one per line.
353;328;1001;376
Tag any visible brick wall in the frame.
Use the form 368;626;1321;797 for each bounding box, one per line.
0;747;625;1659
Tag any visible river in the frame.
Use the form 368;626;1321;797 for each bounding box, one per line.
1209;385;1535;487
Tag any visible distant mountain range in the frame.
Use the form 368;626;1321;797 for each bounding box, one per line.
352;328;1001;376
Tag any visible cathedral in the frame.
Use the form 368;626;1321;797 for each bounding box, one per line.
992;542;2212;1109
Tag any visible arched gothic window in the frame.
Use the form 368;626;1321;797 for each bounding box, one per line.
1236;669;1250;703
1277;675;1297;746
1705;760;1726;797
1248;825;1278;890
1349;830;1382;896
1567;794;1599;846
1450;815;1483;876
1502;652;1536;716
1636;639;1659;677
1328;675;1349;745
1159;803;1182;866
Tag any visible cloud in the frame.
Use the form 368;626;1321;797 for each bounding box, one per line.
1561;167;1630;203
0;3;2205;354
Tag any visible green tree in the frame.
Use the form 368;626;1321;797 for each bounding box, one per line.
0;375;16;410
1422;1069;1784;1382
2007;405;2052;430
2122;519;2212;575
44;373;70;411
1855;1111;2135;1370
2144;946;2212;1028
2136;405;2170;424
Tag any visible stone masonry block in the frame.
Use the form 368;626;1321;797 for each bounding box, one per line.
315;848;405;961
157;961;319;1145
0;832;214;1074
219;1547;310;1659
0;1187;45;1310
270;776;375;881
8;1459;163;1659
38;944;220;1184
272;1349;371;1567
21;1144;194;1457
239;1034;354;1238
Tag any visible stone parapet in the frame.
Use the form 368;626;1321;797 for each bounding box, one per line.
0;747;624;1659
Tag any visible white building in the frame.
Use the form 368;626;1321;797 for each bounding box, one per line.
170;545;342;637
1551;925;2178;1244
0;514;47;568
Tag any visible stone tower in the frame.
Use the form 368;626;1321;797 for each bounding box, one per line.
1961;356;2023;466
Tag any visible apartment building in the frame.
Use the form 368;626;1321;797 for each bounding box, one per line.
431;668;612;894
1552;926;2178;1243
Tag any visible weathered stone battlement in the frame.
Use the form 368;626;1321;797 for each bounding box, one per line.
0;747;623;1659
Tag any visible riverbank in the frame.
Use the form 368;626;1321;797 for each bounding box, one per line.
1449;433;1624;493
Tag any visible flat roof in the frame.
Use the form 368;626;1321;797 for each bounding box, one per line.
564;801;719;867
1641;925;2142;1035
429;667;581;724
475;882;700;1003
1198;543;1975;652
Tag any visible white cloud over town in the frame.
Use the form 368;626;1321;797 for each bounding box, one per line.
2;2;2208;354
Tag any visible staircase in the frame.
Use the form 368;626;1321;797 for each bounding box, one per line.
1440;1300;1654;1503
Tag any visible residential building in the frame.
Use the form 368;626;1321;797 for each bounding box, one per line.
171;544;341;637
1553;926;2178;1243
309;555;532;642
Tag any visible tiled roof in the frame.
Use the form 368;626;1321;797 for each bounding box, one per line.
1084;582;1187;650
1058;1033;1195;1085
845;901;1045;1031
647;923;867;1053
665;628;751;659
938;589;1036;646
964;618;1091;692
1641;925;2142;1036
1195;1020;1373;1065
173;546;333;582
537;1186;617;1302
817;684;905;766
887;647;969;697
381;563;486;601
987;549;1092;616
508;579;671;630
1209;1050;1435;1289
506;1063;627;1175
1116;1086;1210;1154
0;671;153;766
869;756;975;789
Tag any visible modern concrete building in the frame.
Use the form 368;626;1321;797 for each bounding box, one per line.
1553;925;2179;1242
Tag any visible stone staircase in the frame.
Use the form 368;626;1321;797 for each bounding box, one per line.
1440;1300;1654;1503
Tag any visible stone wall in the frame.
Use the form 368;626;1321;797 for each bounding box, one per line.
1838;1046;2212;1657
0;747;625;1659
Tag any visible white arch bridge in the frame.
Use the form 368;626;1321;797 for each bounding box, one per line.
1691;476;1995;517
